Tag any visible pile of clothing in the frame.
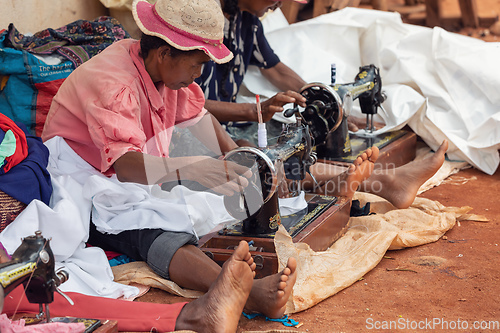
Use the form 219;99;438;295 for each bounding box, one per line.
0;16;130;136
0;113;52;232
0;17;138;299
0;16;131;229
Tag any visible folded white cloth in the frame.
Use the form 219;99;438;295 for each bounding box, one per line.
279;190;308;216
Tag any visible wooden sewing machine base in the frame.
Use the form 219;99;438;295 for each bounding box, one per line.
198;194;351;279
318;129;417;169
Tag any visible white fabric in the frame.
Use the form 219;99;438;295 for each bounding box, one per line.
46;136;236;237
240;8;500;175
0;155;139;298
86;173;234;237
279;190;308;216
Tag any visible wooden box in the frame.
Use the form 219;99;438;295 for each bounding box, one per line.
319;129;417;169
198;194;351;279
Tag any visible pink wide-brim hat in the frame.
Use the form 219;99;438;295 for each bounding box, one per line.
132;0;233;64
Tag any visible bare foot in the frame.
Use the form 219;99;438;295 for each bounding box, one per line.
244;257;298;319
361;140;448;209
318;146;379;198
175;241;256;333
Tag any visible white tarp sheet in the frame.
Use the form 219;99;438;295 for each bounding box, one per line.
240;7;500;175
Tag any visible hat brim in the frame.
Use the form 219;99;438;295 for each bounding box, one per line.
132;0;233;64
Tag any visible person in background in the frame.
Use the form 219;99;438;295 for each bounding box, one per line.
196;0;308;147
195;0;450;210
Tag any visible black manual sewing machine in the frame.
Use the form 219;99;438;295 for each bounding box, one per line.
295;64;416;168
0;231;104;331
199;108;351;278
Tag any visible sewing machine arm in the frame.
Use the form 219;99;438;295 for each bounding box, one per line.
0;231;71;321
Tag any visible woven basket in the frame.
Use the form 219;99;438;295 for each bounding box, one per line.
0;190;26;232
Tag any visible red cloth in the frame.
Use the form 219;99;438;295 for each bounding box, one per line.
33;78;66;137
0;113;28;173
2;285;186;332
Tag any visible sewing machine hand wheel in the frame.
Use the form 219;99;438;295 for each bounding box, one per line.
295;83;344;145
55;269;74;306
222;147;277;221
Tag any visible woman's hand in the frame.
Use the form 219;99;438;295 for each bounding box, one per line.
180;156;253;196
115;152;251;196
0;246;10;264
259;91;307;122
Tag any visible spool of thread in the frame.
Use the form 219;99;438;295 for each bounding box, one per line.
258;123;267;148
331;63;336;85
256;95;267;148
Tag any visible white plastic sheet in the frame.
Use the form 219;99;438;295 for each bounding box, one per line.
241;8;500;175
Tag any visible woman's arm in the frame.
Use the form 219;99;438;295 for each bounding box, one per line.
204;100;257;123
260;61;307;92
204;92;306;124
113;151;251;196
187;112;238;155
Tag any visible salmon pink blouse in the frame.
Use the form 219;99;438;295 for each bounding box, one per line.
42;39;206;175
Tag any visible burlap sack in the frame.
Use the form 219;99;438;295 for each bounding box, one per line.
112;261;203;299
275;192;486;314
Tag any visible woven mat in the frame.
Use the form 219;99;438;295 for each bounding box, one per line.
0;190;26;233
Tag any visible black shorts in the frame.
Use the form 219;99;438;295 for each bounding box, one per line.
88;223;198;279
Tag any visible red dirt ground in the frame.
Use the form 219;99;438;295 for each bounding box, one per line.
240;166;500;332
136;166;500;333
134;2;500;332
